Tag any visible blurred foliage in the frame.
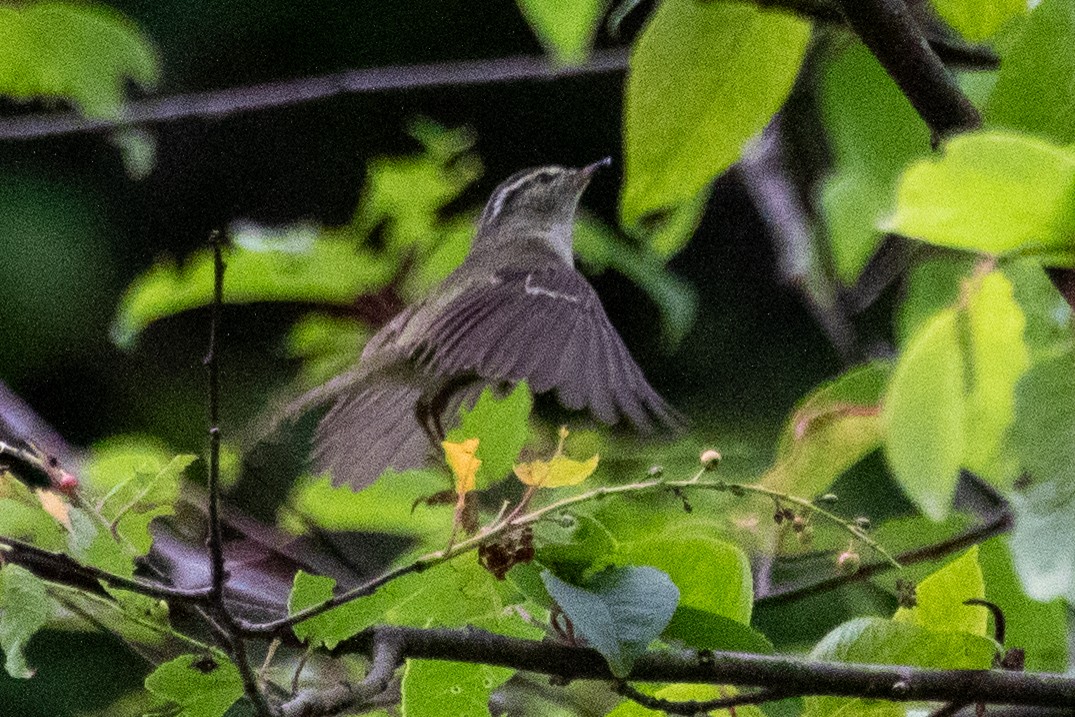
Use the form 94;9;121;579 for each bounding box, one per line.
0;2;156;117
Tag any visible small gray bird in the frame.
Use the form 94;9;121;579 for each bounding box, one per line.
313;160;681;489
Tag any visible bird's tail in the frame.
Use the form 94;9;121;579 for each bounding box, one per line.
312;369;434;490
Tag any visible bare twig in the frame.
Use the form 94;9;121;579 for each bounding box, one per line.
0;534;211;601
0;50;629;141
614;680;787;714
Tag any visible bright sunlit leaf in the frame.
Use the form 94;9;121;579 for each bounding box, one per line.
886;131;1075;265
621;0;808;231
883;308;965;521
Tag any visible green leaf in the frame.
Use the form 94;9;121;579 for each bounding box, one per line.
886;131;1075;264
818;43;930;283
1008;347;1075;602
401;659;513;717
0;498;65;550
112;236;395;347
617;534;752;625
763;362;888;497
0;565;53;678
446;383;533;488
961;271;1029;486
515;0;608;65
288;570;346;649
67;507;136;578
621;0;809;228
883;309;965;520
574;218;697;345
0;2;157;118
980;537;1069;672
144;653;245;717
542;566;679;677
893;547;987;636
287;314;370;389
288;469;450;540
662;608;774;653
895;255;975;346
287;558;524;650
99;453;196;554
987;0;1075;144
84;435;175;493
930;0;1024;41
806;617;996;717
535;514;617;584
1003;259;1073;361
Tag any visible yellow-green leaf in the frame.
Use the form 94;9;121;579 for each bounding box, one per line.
621;0;808;230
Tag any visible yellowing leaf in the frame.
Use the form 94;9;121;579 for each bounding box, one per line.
34;489;70;529
443;438;481;496
514;453;599;488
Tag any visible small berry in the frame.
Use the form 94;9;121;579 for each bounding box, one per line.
699;449;722;470
837;550;861;575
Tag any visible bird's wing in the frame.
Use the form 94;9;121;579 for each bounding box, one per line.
413;267;682;432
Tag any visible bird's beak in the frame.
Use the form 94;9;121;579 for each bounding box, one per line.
575;157;613;188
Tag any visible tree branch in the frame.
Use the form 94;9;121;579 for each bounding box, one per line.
0;534;211;602
0;3;996;145
329;625;1075;707
832;0;981;141
0;50;629;142
281;632;403;717
614;680;787;714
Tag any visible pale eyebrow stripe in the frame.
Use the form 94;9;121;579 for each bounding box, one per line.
488;168;565;221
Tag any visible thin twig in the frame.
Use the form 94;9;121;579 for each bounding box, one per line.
615;680;787;714
0;50;629;141
238;468;898;636
206;230;227;601
200;231;276;717
0;534;211;601
756;507;1012;606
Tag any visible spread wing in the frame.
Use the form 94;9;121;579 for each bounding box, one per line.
412;267;681;432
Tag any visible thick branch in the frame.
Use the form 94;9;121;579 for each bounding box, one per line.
833;0;981;140
330;626;1075;707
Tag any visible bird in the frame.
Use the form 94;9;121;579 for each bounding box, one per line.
312;159;681;489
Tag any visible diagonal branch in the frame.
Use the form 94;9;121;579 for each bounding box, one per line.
832;0;981;141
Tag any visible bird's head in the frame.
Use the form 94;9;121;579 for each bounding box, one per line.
473;158;611;264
